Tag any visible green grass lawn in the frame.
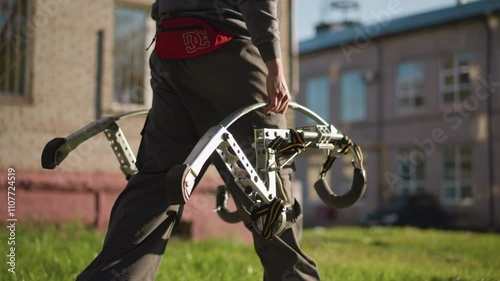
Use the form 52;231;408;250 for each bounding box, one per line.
0;223;499;281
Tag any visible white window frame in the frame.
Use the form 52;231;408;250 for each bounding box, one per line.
439;52;471;105
442;145;473;205
111;4;154;112
396;61;425;112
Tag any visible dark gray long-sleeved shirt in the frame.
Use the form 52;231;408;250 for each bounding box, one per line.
151;0;281;61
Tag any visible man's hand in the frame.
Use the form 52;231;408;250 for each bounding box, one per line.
264;58;291;114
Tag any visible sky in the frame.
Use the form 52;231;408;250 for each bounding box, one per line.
295;0;481;41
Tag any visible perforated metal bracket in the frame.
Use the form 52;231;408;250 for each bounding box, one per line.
298;125;343;150
104;122;138;178
216;132;273;205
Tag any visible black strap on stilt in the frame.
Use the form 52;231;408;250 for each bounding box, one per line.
320;150;338;178
268;129;307;156
253;129;309;238
251;198;286;240
320;135;353;177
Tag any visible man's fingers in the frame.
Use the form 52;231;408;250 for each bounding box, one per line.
277;92;290;113
264;74;291;114
265;89;291;114
273;87;290;113
264;96;278;114
268;98;288;114
275;100;286;113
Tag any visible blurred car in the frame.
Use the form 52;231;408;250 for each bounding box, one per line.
362;193;451;229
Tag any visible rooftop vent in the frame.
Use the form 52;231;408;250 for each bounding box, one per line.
316;0;361;34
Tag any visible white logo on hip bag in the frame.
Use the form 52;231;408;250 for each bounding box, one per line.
183;29;211;54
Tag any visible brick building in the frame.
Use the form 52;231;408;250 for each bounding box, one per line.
296;0;500;230
0;0;296;241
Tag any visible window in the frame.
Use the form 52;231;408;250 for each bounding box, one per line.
442;146;473;204
113;6;153;110
396;62;424;111
304;77;330;124
398;149;426;195
0;0;32;100
340;71;366;122
440;52;471;104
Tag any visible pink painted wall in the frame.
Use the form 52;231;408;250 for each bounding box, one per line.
0;170;252;243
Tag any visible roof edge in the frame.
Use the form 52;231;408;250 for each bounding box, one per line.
299;1;500;55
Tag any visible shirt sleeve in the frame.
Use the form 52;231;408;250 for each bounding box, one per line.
238;0;282;61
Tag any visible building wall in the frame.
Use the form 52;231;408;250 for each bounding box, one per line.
381;19;494;229
0;0;146;230
297;44;381;226
1;0;115;172
0;0;293;240
298;15;500;229
490;14;500;230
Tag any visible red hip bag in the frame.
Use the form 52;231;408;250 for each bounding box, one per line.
154;17;234;59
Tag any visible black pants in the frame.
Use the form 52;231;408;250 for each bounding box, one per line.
76;38;321;281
